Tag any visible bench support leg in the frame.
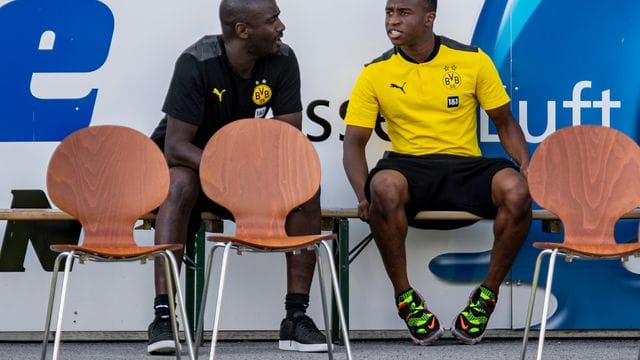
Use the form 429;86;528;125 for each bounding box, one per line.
331;217;350;344
186;222;206;338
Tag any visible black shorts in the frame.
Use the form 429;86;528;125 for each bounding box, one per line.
364;152;518;230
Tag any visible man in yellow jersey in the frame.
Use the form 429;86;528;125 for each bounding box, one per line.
342;0;532;346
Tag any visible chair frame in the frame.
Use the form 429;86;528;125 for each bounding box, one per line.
520;125;640;360
40;125;195;360
193;118;352;360
194;240;351;360
519;248;640;360
41;249;194;360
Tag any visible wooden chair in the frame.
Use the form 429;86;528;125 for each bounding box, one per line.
520;125;640;360
41;125;194;360
194;118;352;359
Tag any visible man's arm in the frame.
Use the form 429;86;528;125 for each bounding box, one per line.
487;103;530;177
164;115;202;170
273;111;302;130
343;125;373;221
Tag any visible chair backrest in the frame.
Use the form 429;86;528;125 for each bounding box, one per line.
46;125;170;247
528;125;640;245
200;118;321;240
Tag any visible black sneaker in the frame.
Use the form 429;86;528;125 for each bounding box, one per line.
397;288;444;345
279;312;330;352
451;285;497;345
147;317;181;355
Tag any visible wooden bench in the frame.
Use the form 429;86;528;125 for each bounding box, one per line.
1;207;639;340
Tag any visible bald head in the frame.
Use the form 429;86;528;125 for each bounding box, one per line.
219;0;276;40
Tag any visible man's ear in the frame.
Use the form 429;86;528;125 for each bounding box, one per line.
235;22;250;39
424;11;436;28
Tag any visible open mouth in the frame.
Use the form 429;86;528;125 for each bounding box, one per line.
387;29;402;40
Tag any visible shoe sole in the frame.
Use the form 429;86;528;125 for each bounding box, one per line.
450;318;485;345
408;326;444;346
147;340;181;354
279;340;331;352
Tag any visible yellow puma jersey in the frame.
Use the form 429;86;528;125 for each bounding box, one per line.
345;35;509;156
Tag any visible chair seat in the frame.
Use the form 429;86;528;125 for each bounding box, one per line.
49;244;183;258
206;234;336;250
533;241;640;257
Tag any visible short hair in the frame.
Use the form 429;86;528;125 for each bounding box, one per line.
423;0;437;12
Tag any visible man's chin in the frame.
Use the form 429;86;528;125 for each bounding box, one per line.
387;36;403;46
273;44;282;52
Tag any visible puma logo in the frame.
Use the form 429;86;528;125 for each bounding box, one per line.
212;88;226;102
390;82;407;94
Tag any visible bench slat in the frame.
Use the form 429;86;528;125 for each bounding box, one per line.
0;208;637;221
320;208;640;221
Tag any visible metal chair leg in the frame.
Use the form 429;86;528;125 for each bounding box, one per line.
315;244;334;360
521;249;553;360
161;253;182;360
535;248;559;360
320;240;352;360
41;252;68;360
165;250;196;360
52;251;75;360
195;243;226;358
209;242;233;360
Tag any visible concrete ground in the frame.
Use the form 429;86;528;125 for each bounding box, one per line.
5;336;640;360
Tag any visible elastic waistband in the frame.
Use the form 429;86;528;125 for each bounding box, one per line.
385;151;481;161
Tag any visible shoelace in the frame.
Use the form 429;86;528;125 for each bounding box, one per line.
398;295;426;318
151;320;173;336
296;316;321;336
466;296;495;322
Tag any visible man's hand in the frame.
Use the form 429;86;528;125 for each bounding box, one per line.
357;199;370;222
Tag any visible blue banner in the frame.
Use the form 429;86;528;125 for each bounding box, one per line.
0;0;113;141
431;0;640;329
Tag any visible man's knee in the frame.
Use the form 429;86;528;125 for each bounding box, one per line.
369;171;409;210
167;167;199;206
285;190;321;235
495;173;531;217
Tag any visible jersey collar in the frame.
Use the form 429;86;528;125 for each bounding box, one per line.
395;34;441;64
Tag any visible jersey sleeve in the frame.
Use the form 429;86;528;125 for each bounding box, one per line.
271;48;302;116
475;49;511;111
344;66;379;129
161;53;205;126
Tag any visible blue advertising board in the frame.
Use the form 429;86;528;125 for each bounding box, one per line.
431;0;640;329
0;0;113;141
